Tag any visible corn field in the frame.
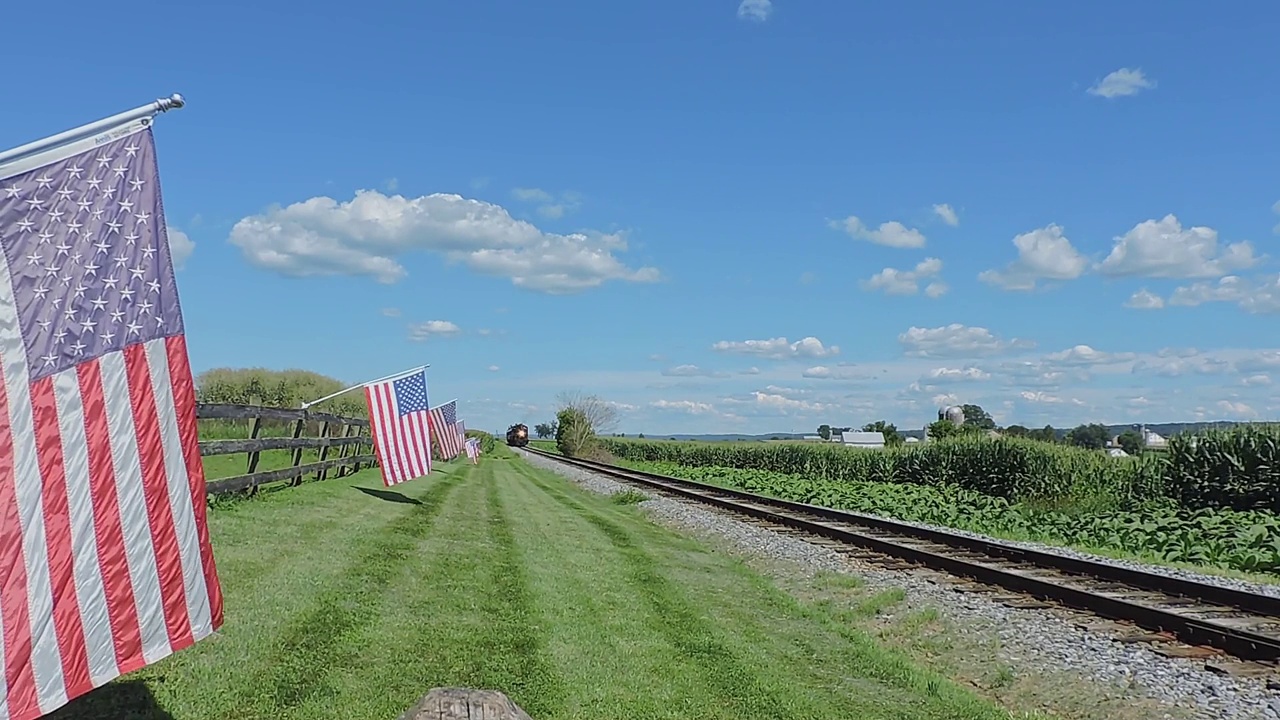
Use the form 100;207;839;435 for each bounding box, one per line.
600;424;1280;512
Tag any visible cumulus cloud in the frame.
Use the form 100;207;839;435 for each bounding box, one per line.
1167;275;1280;315
227;189;660;293
650;399;717;414
927;367;991;382
1042;344;1136;366
1097;215;1259;279
899;324;1034;358
932;203;959;227
1125;289;1165;310
661;364;729;378
737;0;772;21
487;365;500;372
862;257;947;297
712;336;839;359
1087;68;1156;98
722;391;829;415
1132;352;1231;377
829;216;926;249
978;224;1087;291
740;366;761;375
408;320;461;341
801;365;863;380
167;228;195;270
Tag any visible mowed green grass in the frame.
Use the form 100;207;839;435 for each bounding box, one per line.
51;454;1044;720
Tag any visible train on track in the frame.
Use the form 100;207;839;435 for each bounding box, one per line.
505;423;529;447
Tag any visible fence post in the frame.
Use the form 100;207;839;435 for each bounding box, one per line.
244;415;263;497
314;421;332;481
335;424;356;478
288;417;306;486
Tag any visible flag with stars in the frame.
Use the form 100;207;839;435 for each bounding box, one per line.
428;399;462;460
364;367;433;486
0;116;223;720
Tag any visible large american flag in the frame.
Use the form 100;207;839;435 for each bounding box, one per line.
428;399;462;460
0;119;224;720
364;368;433;486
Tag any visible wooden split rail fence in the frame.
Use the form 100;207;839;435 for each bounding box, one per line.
197;403;378;495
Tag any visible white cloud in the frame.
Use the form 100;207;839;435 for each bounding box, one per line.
167;228;195;270
737;0;772;22
1236;351;1280;374
1042;344;1136;366
408;320;461;341
661;364;729;378
802;366;835;379
1097;215;1259;279
862;257;946;297
927;367;991;382
712;336;839;359
1087;68;1156;98
650;399;717;414
723;391;829;415
899;324;1034;358
932;203;959;227
1125;289;1164;310
740;367;761;375
227;189;659;294
1167;275;1280;315
488;365;500;372
1132;352;1231;377
830;216;926;249
1017;391;1083;406
1217;400;1257;418
978;224;1087;291
381;307;402;317
1242;374;1271;387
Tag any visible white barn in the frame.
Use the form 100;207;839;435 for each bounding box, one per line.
839;431;885;449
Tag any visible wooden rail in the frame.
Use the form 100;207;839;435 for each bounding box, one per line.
197;403;377;496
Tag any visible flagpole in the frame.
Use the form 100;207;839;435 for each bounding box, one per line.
0;94;186;167
300;364;430;409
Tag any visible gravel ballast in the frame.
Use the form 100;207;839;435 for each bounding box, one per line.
519;449;1280;720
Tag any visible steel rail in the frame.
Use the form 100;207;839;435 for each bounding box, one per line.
526;447;1280;662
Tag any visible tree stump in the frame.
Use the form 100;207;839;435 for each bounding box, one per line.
396;687;534;720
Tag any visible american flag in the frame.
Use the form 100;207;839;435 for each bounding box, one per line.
364;368;433;486
464;437;480;464
428;399;462;460
0;119;224;720
456;419;467;448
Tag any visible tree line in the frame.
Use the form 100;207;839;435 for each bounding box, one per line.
821;403;1149;454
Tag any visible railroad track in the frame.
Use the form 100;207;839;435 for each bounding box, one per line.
526;447;1280;677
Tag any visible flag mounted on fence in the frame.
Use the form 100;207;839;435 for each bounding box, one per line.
456;419;467;449
464;437;480;464
428;399;462;460
364;367;433;486
0;111;224;720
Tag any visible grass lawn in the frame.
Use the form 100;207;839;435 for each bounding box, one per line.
51;453;1051;720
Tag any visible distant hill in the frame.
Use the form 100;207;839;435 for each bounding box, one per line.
616;421;1257;443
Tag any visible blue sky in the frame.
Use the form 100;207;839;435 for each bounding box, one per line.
5;0;1279;435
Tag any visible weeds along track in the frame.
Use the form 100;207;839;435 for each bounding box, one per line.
527;447;1280;676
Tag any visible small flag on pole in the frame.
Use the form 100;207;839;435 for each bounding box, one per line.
465;437;480;464
428;399;462;460
364;368;433;486
0;106;223;720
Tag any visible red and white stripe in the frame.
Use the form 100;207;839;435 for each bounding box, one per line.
364;381;432;486
0;253;223;720
427;410;461;460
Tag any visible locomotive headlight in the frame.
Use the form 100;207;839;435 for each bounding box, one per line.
518;429;526;436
